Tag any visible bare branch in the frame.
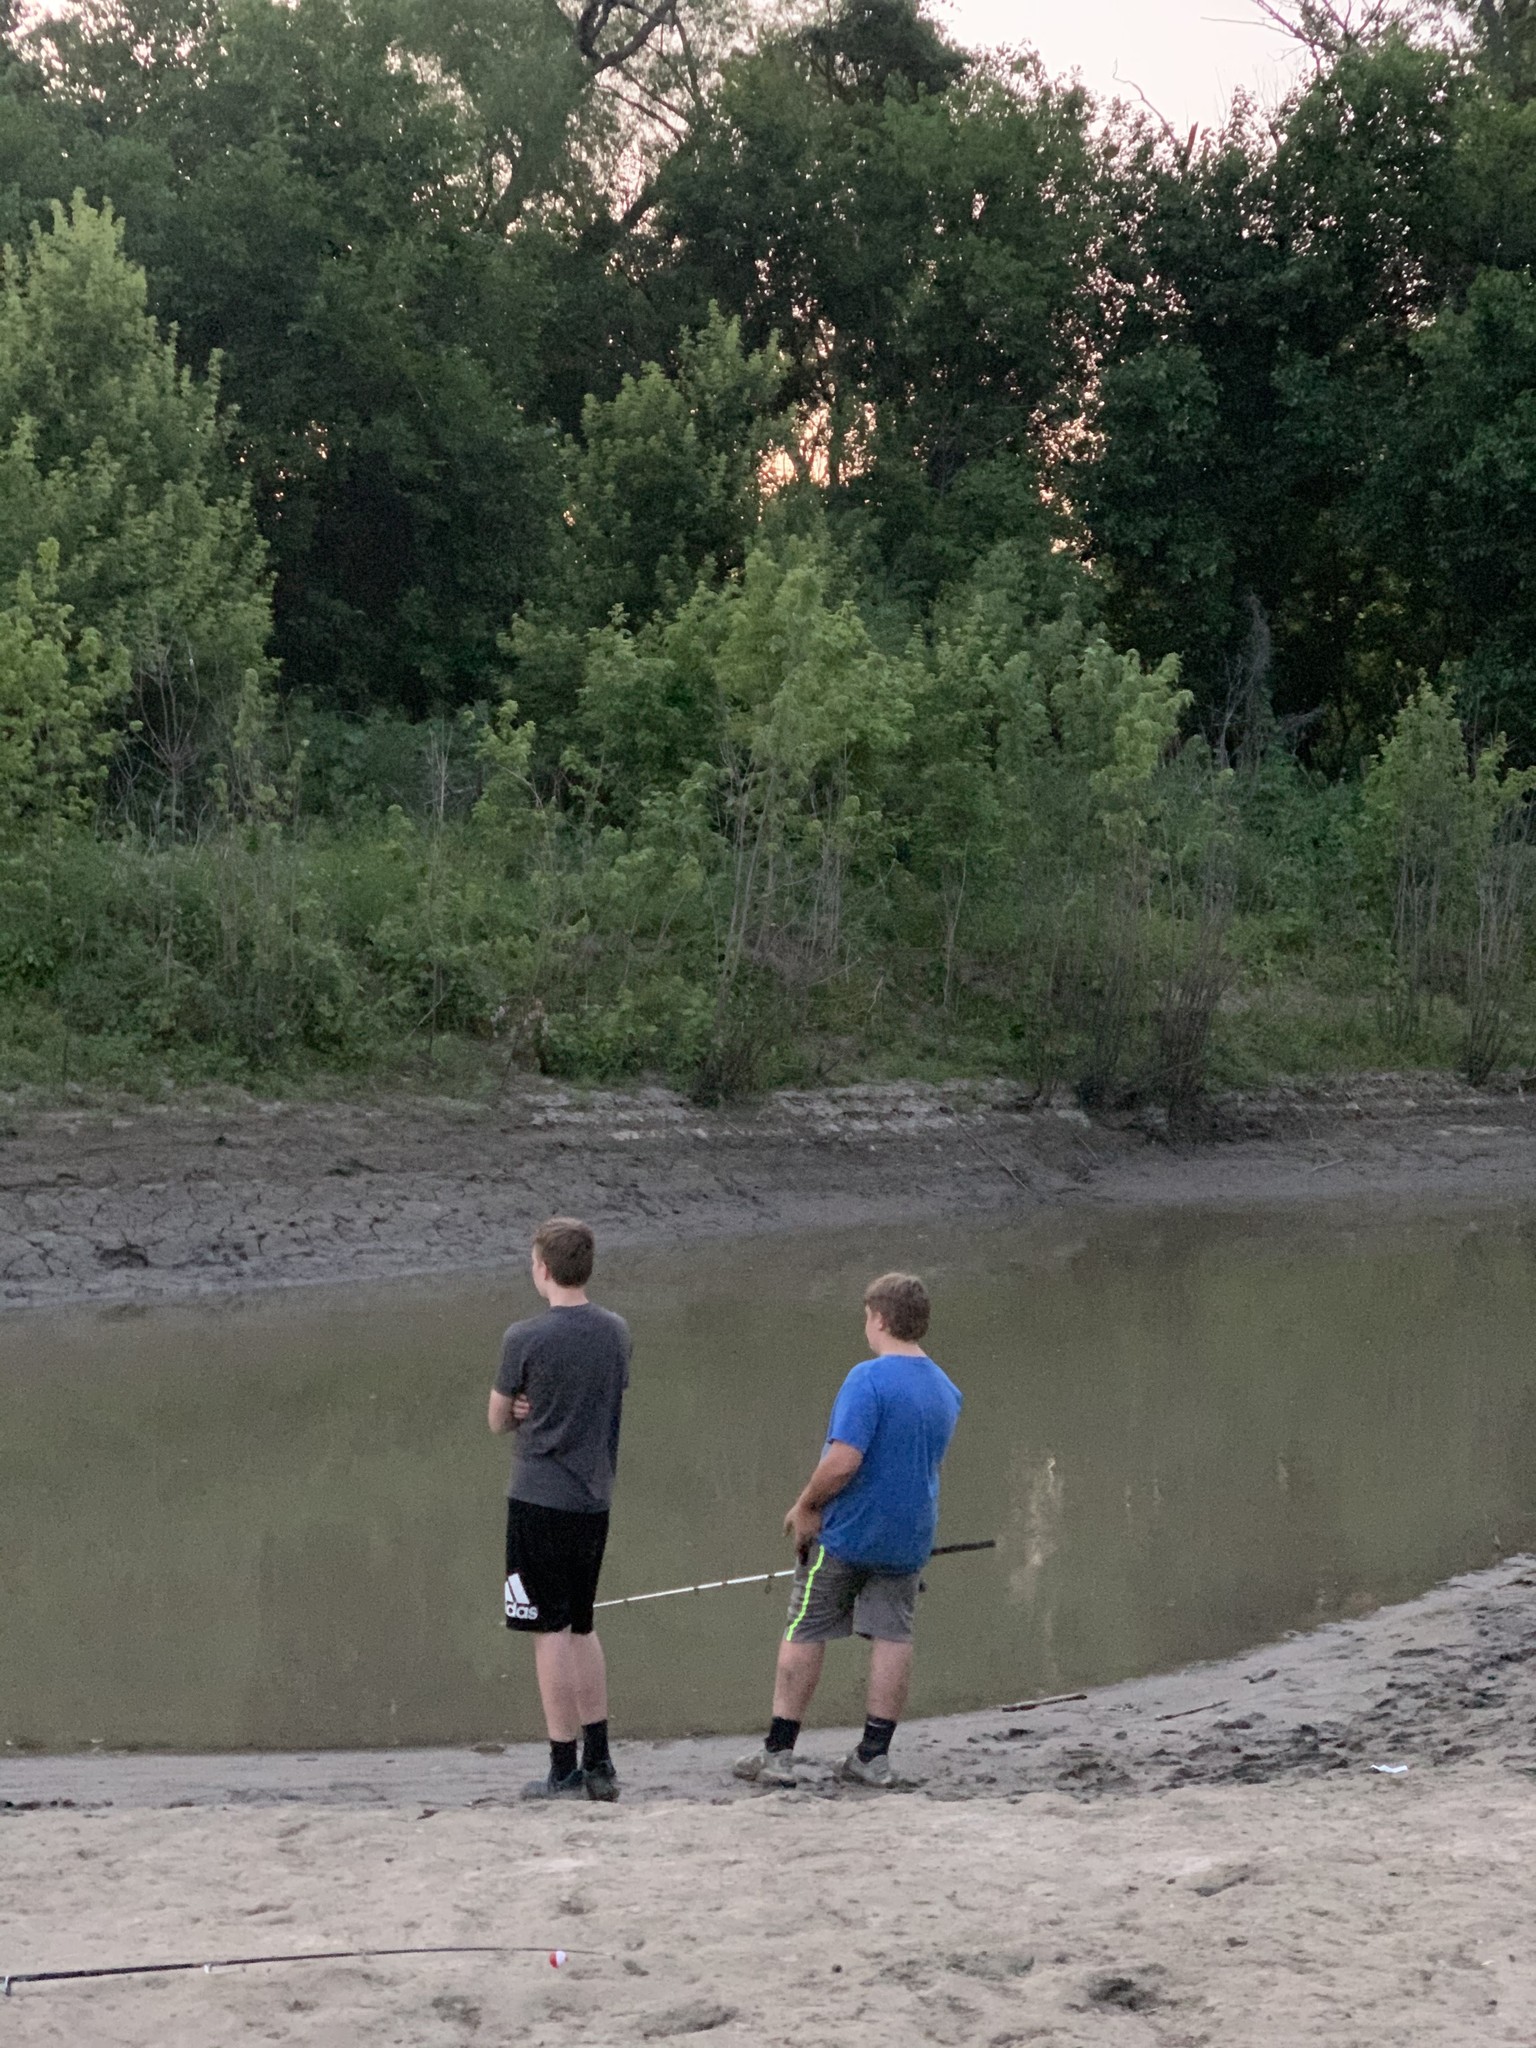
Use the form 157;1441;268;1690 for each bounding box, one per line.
575;0;680;72
1111;62;1182;141
599;73;692;142
1111;63;1205;164
1249;0;1412;70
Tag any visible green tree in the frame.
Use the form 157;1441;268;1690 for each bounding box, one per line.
16;0;565;714
905;544;1189;872
1087;32;1475;749
688;538;912;1088
12;0;758;716
1362;679;1536;1049
1362;268;1536;749
509;306;788;751
649;3;1098;602
0;194;271;827
0;9;67;250
564;306;787;626
0;539;128;827
1453;0;1536;100
568;536;910;1087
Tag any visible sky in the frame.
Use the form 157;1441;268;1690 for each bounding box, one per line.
938;0;1307;132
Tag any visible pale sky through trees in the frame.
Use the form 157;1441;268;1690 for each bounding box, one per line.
940;0;1306;130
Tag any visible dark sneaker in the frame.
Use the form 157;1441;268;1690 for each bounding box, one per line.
835;1749;894;1788
521;1768;588;1801
584;1760;620;1802
732;1746;800;1787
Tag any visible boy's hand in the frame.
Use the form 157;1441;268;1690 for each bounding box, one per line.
511;1393;531;1424
782;1444;860;1552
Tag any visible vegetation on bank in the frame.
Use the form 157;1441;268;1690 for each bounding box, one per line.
2;1;1536;1113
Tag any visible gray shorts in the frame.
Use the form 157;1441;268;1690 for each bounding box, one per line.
783;1543;918;1645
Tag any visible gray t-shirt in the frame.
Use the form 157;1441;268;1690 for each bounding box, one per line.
495;1303;631;1513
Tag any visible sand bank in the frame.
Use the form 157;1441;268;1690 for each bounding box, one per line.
4;1561;1534;2045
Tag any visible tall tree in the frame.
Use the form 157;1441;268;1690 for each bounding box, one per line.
1083;27;1512;758
11;0;731;715
0;195;271;823
647;1;1097;602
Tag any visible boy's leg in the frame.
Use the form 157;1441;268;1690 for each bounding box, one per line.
731;1638;823;1783
567;1518;618;1799
772;1638;826;1721
734;1547;853;1784
569;1629;608;1726
866;1638;913;1723
775;1541;848;1727
537;1627;615;1793
532;1629;583;1741
508;1502;606;1797
525;1631;584;1796
838;1573;918;1785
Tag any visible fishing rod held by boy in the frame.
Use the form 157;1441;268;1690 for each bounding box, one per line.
593;1540;995;1610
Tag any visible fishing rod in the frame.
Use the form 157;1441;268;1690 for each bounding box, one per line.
594;1538;996;1610
3;1945;574;1996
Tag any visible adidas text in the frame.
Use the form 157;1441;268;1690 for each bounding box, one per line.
504;1573;539;1622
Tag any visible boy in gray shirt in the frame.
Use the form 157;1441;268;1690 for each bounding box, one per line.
488;1216;630;1800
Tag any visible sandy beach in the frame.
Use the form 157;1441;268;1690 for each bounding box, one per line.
4;1764;1534;2048
5;1559;1535;2044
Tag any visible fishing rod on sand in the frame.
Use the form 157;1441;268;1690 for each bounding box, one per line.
4;1948;575;1997
593;1537;997;1610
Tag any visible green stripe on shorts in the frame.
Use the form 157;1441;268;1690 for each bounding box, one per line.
785;1544;827;1641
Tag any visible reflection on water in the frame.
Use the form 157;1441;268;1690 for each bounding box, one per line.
3;1203;1536;1752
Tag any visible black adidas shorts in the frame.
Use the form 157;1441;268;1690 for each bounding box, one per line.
504;1498;610;1635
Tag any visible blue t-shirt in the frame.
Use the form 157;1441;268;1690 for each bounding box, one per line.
818;1353;963;1572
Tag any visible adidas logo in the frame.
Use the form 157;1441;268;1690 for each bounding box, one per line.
504;1572;539;1622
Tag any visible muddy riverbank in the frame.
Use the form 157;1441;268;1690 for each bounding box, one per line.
6;1068;1536;1310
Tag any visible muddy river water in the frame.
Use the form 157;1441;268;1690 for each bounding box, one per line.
5;1202;1536;1752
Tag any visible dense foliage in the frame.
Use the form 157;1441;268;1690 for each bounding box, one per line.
2;0;1535;1105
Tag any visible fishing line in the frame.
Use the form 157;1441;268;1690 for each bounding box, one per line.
594;1538;996;1609
3;1945;576;1996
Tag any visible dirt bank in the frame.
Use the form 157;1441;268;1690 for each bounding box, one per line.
4;1561;1534;2046
6;1068;1536;1311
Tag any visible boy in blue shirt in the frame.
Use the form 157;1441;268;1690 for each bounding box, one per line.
735;1271;963;1789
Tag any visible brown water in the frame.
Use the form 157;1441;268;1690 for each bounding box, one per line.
4;1203;1536;1753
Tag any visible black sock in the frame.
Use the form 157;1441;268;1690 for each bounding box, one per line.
766;1715;800;1754
858;1715;897;1762
581;1719;611;1772
550;1737;579;1781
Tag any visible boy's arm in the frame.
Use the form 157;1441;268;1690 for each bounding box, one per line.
488;1337;531;1433
785;1441;863;1551
488;1388;523;1433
